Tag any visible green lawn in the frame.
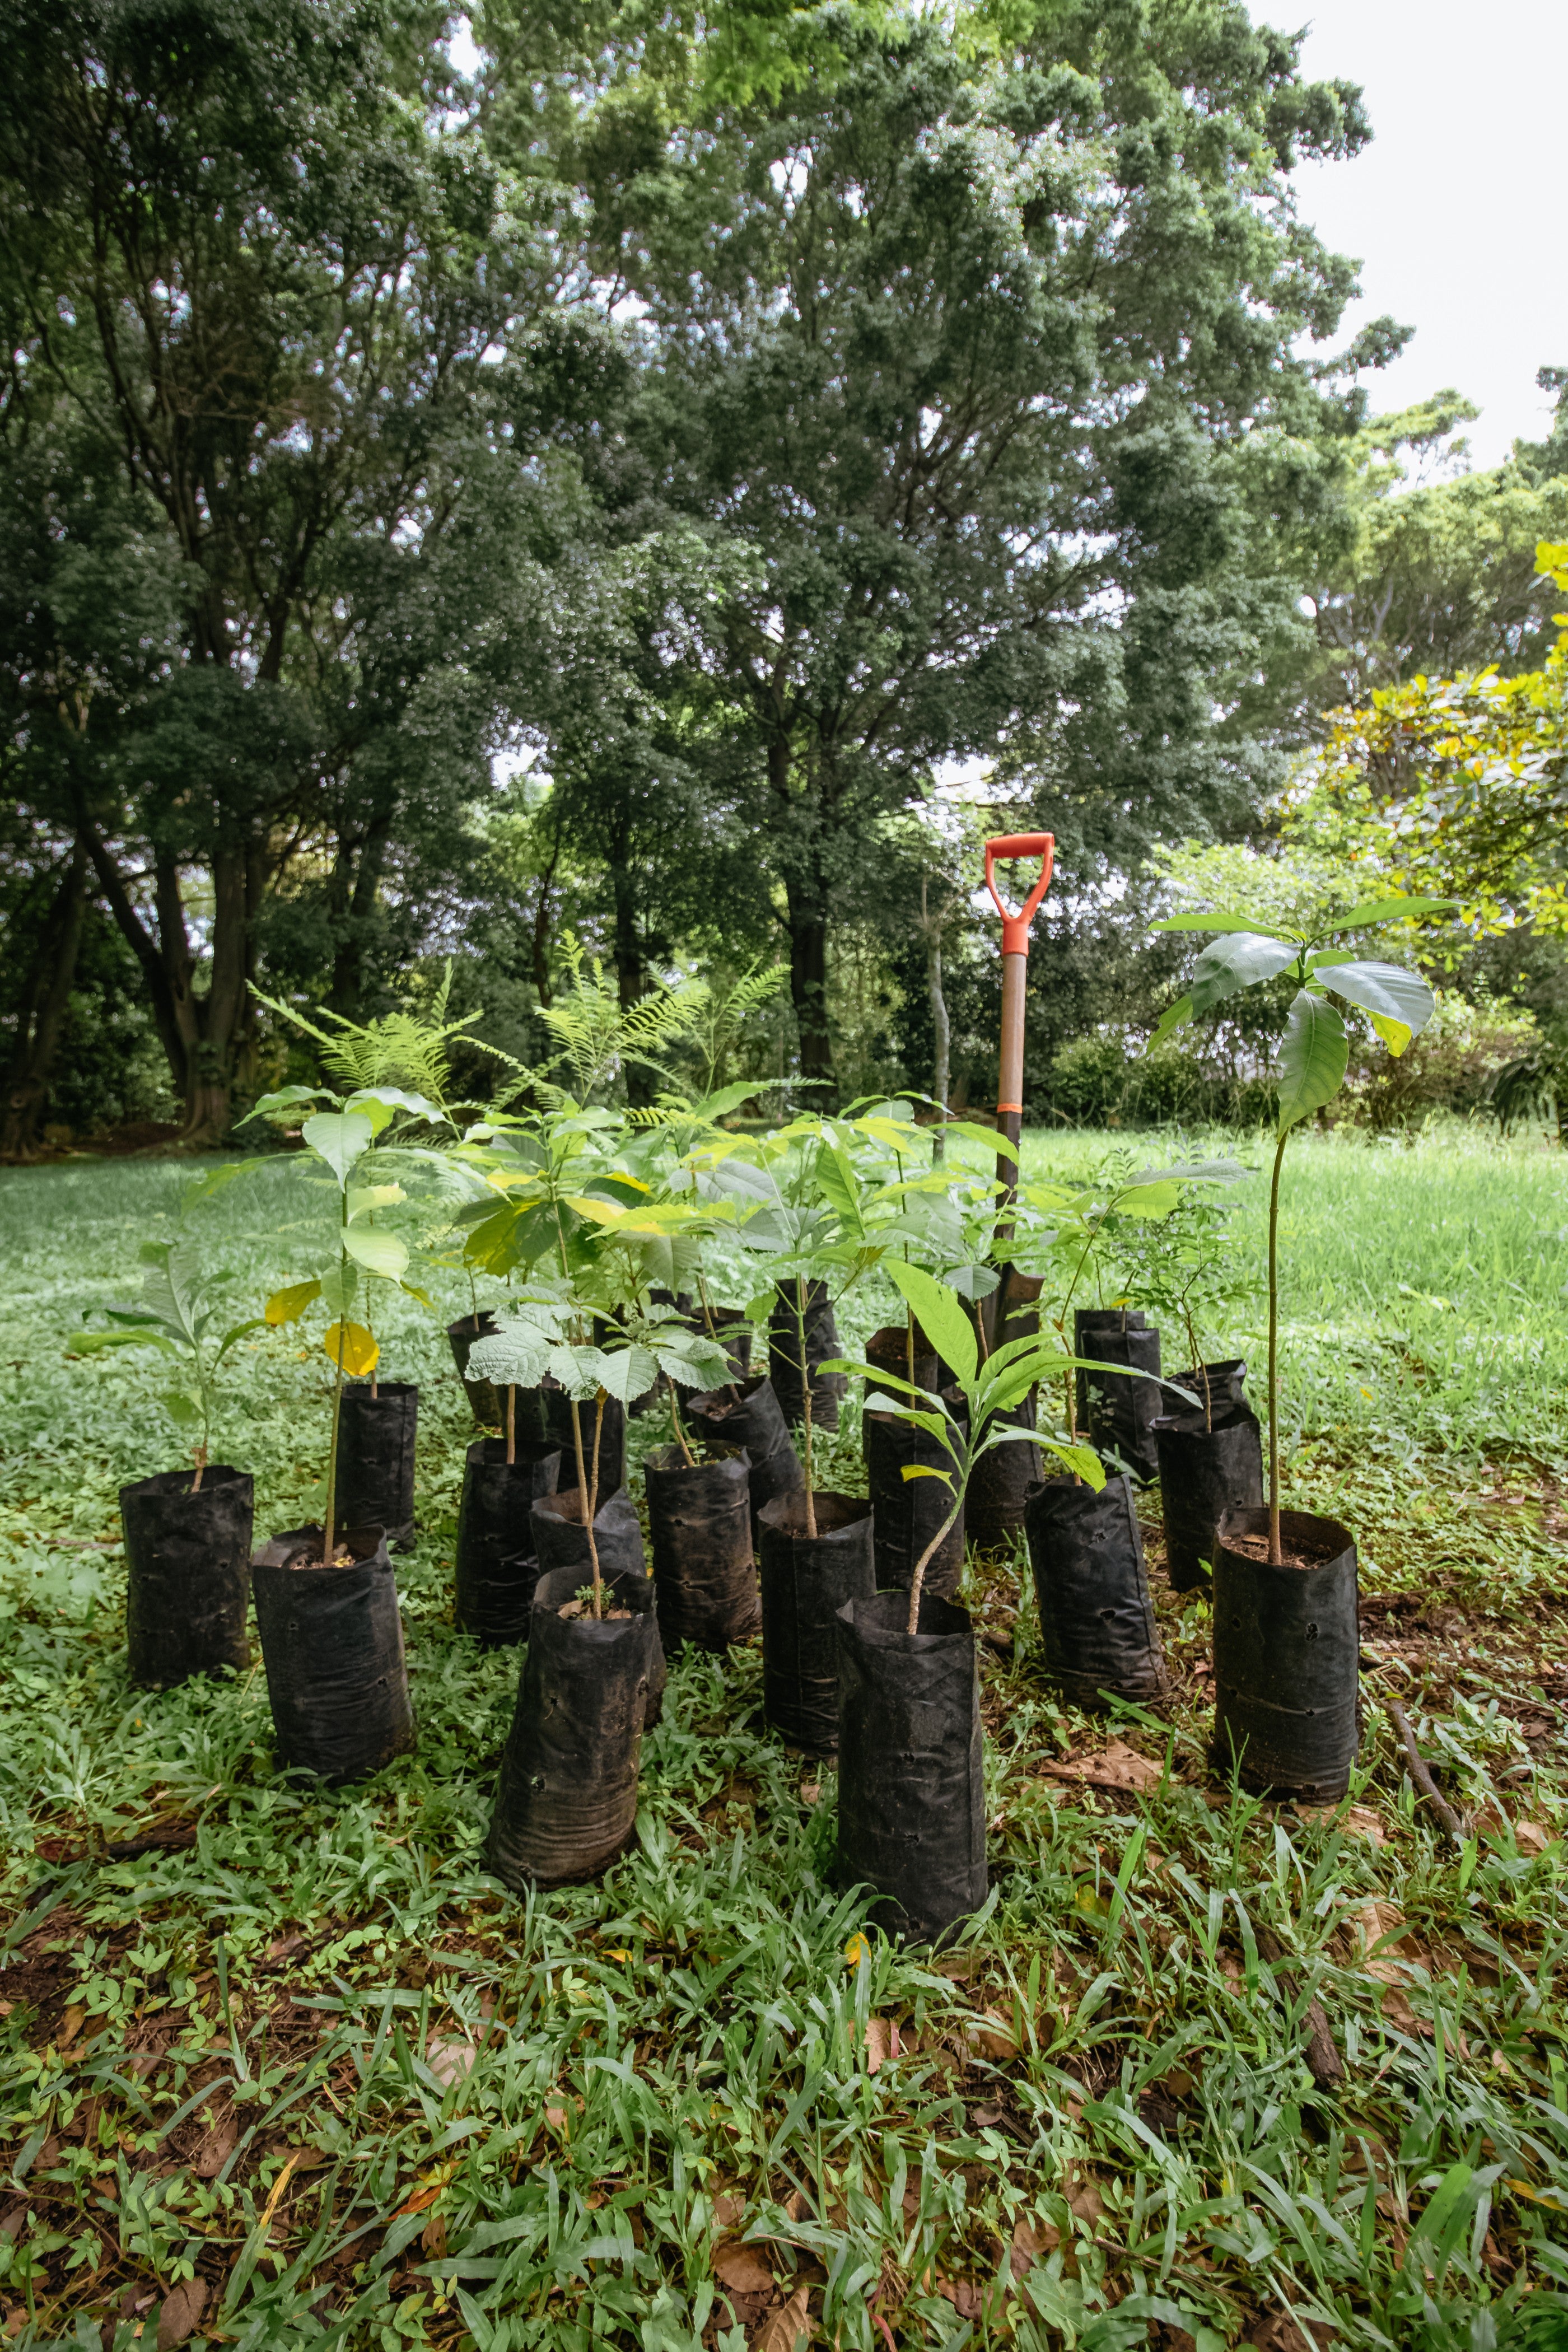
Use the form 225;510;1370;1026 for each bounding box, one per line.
1;1129;1566;2352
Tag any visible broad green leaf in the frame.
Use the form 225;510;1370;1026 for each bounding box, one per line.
71;1329;175;1358
1114;1180;1180;1221
342;1227;410;1281
343;1087;443;1131
813;1145;867;1240
1275;991;1348;1132
942;1262;1000;1301
239;1084;337;1124
653;1335;733;1391
466;1324;553;1390
900;1464;954;1487
324;1321;379;1376
265;1280;321;1326
1040;1440;1105;1487
162;1389;202;1427
301;1112;375;1187
1308;956;1435;1054
1152;911;1293;935
212;1319;267;1366
1313;895;1459;934
883;1259;978;1389
596;1345;661;1406
347;1183;404;1219
1187;932;1300;1018
1148;993;1195;1049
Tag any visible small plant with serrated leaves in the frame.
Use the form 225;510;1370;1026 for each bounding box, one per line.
74;1238;265;1486
1115;1177;1256;1429
1149;892;1455;1559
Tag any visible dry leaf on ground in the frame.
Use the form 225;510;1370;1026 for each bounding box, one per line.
751;2283;812;2351
935;2277;984;2318
156;2276;209;2351
1041;1739;1164;1794
425;2033;478;2087
714;2242;776;2295
1380;1986;1431;2038
192;2113;238;2179
1009;2215;1060;2279
864;2017;902;2073
712;2191;745;2229
964;2007;1018;2060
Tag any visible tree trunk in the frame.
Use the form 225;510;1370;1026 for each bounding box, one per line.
2;842;91;1156
787;889;832;1088
610;796;654;1108
925;881;950;1163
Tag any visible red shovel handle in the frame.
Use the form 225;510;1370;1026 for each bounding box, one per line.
984;832;1054;955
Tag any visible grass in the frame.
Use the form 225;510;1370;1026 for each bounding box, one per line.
0;1126;1566;2352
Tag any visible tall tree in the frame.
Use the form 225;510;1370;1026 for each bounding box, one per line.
0;0;545;1138
548;5;1380;1084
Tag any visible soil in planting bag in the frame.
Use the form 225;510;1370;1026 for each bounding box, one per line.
540;1380;626;1499
122;1466;254;1688
769;1279;847;1432
333;1382;418;1552
455;1436;563;1645
251;1523;415;1783
487;1564;663;1888
865;1387;968;1602
834;1589;986;1945
757;1490;875;1752
448;1313;503;1429
644;1444;760;1651
1152;1401;1263;1592
685;1375;804;1535
1074;1308;1163;1484
1024;1473;1168;1709
1212;1506;1360;1800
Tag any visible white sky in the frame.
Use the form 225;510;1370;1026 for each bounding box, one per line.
1289;0;1567;468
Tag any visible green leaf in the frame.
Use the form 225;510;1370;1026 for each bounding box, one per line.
595;1345;661;1406
1152;911;1291;935
162;1389;202;1427
342;1227;410;1281
1276;991;1348;1132
342;1087;443;1132
883;1260;977;1389
1313;895;1459;934
301;1112;375;1187
1148;993;1196;1049
900;1464;954;1487
1040;1440;1105;1487
239;1084;338;1124
943;1262;1000;1301
1308;956;1435;1056
813;1144;867;1241
1187;932;1300;1018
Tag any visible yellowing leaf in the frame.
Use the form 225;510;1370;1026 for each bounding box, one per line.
1368;1009;1413;1058
561;1194;623;1226
265;1281;321;1326
324;1321;379;1376
844;1933;871;1970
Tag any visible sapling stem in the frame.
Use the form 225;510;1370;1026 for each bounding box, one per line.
506;1382;516;1467
587;1389;606;1618
568;1392;605;1617
904;1497;962;1636
1267;1123;1289;1565
671;1379;696;1467
192;1443;207;1495
323;1341;346;1565
792;1276;819;1539
697;1270;739;1403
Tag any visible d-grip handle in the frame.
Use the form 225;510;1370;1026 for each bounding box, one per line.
984;832;1055;956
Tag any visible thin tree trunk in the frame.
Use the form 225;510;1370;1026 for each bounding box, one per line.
925;880;950;1164
2;842;91;1155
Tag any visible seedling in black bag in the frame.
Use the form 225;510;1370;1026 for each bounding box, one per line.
1150;893;1454;1562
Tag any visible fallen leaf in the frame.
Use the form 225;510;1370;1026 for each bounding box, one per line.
1513;1820;1552;1854
425;2033;478;2087
970;2102;1004;2129
799;1782;821;1807
544;2104;568;2131
752;2283;812;2351
1066;2171;1104;2229
935;2277;984;2318
864;2017;902;2073
56;2004;86;2051
1380;1986;1431;2038
192;2115;238;2179
1009;2215;1059;2279
964;2007;1018;2060
782;2188;811;2224
713;2241;776;2295
421;2212;447;2259
156;2276;209;2351
1042;1738;1164;1795
712;2191;745;2228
